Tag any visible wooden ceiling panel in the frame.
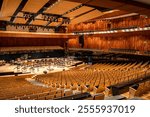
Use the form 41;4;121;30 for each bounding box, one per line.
0;0;22;17
36;14;43;20
16;12;24;17
85;0;124;9
0;17;10;21
44;0;81;15
118;4;146;13
131;0;150;5
65;0;88;3
49;22;61;26
32;20;47;25
64;6;94;18
96;10;129;19
22;0;49;13
14;18;27;24
71;10;103;24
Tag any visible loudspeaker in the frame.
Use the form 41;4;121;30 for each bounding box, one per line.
79;35;84;48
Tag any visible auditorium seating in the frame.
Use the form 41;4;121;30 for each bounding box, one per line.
0;75;51;100
34;62;150;100
0;61;149;100
129;80;150;99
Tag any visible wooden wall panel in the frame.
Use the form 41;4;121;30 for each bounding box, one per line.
0;31;78;47
68;34;150;51
68;38;80;48
0;37;66;47
84;35;150;51
67;16;150;32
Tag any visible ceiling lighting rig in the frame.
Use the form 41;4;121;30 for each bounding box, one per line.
46;0;60;10
42;14;58;22
63;4;83;16
62;18;70;24
23;12;35;21
7;22;56;31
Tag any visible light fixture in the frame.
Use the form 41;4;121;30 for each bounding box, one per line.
143;27;148;30
134;28;138;31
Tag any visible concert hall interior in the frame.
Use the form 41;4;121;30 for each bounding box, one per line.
0;0;150;100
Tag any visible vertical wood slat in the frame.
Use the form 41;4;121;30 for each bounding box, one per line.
68;34;150;51
68;16;150;33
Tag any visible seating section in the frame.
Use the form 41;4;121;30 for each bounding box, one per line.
129;80;150;99
0;75;51;100
35;62;150;99
0;62;150;100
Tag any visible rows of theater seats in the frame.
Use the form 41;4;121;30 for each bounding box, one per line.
35;62;150;99
0;62;149;100
129;80;150;99
0;74;100;100
9;89;105;100
10;89;72;100
0;75;51;100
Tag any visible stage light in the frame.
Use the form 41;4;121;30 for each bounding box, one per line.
125;29;130;32
143;27;148;30
130;29;134;32
134;28;138;31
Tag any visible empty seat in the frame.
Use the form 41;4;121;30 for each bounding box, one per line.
94;93;105;100
38;96;46;100
65;90;73;96
46;95;54;100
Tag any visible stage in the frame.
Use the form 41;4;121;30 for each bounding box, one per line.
0;58;84;76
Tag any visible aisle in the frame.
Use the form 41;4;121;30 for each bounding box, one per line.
26;77;49;88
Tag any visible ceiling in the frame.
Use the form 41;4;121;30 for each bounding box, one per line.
0;0;150;30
